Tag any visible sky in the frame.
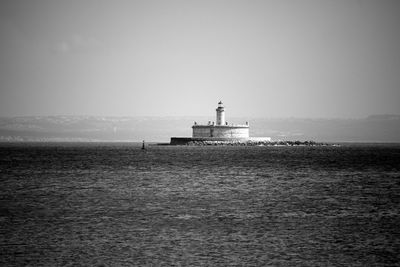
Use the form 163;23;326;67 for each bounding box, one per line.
0;0;399;118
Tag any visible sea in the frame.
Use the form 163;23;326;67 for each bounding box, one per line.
1;143;399;266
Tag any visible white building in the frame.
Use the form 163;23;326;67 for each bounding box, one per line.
192;101;249;138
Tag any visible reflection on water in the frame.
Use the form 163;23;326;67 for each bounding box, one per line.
1;143;399;266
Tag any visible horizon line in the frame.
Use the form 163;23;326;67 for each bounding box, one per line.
1;114;399;120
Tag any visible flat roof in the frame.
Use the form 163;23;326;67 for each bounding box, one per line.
192;124;249;129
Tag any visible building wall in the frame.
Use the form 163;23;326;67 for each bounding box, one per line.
192;126;249;138
192;127;211;138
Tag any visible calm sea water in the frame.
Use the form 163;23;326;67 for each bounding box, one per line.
1;143;399;266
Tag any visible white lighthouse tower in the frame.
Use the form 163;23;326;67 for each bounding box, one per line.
189;101;249;140
170;100;272;145
216;101;225;126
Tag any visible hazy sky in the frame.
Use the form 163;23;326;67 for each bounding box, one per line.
0;0;399;118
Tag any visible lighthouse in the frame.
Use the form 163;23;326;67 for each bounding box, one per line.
216;101;225;126
190;101;249;138
170;100;272;145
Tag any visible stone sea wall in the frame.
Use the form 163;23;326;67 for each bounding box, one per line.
192;125;249;138
185;140;328;146
170;137;330;146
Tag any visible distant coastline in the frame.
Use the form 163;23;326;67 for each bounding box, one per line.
0;115;399;143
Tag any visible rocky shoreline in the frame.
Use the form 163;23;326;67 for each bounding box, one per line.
184;140;334;146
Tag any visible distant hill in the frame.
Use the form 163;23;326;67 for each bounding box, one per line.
0;115;399;142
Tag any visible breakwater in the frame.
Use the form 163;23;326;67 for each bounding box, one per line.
179;140;330;146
